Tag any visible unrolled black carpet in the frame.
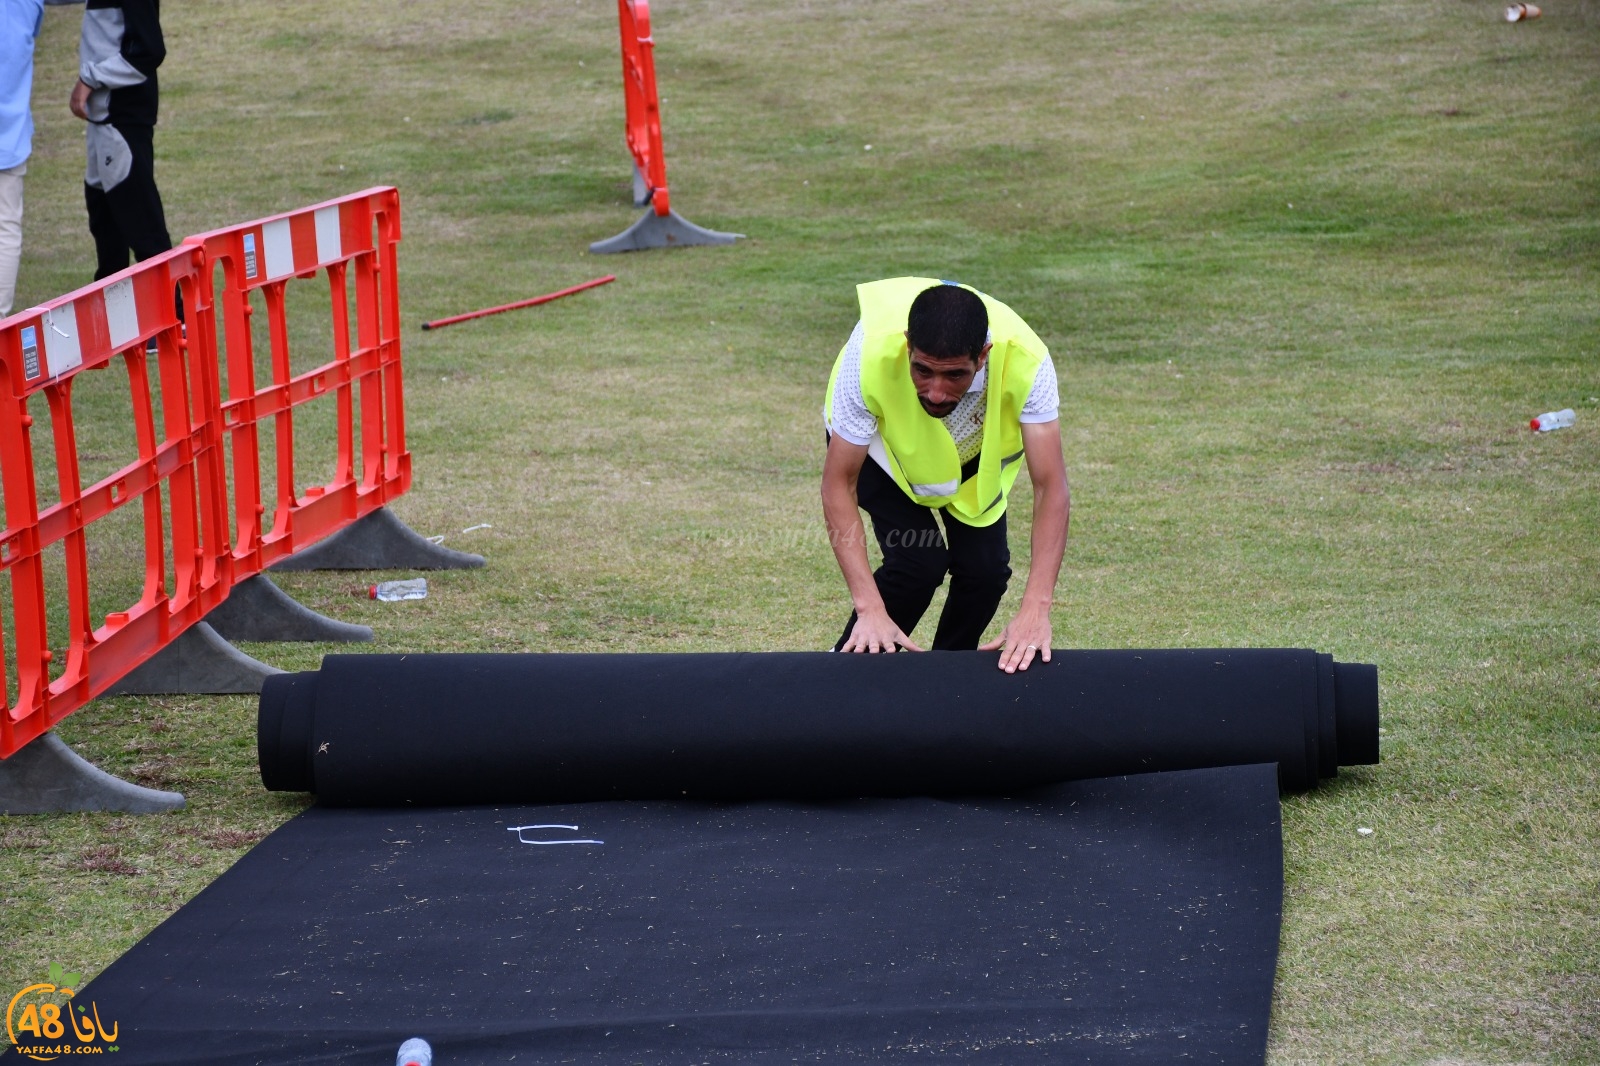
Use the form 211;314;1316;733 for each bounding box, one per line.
51;765;1283;1065
23;649;1377;1065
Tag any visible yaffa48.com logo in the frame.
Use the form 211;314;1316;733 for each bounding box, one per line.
6;964;120;1060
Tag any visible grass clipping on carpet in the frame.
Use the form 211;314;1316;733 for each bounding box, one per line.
3;0;1598;1062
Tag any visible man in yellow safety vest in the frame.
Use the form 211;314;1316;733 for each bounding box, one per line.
822;278;1070;673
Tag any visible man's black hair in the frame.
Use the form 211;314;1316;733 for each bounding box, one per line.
906;283;988;361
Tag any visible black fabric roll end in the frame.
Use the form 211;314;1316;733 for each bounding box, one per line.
1335;661;1381;766
258;672;318;793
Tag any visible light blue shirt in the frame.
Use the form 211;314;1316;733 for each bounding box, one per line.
0;0;45;169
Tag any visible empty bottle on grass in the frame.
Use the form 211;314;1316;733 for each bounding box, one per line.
369;578;428;602
1530;408;1575;432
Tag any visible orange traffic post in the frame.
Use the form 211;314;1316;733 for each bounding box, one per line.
590;0;743;253
618;0;671;217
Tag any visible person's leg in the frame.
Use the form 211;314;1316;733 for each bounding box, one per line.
101;124;172;267
930;510;1011;650
85;179;128;282
834;457;950;651
89;124;182;327
0;164;25;318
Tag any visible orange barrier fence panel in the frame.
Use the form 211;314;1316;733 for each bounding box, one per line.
186;187;411;580
0;246;229;758
617;0;670;216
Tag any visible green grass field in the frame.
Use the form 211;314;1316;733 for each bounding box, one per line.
3;0;1597;1061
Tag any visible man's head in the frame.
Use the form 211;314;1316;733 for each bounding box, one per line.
905;283;991;418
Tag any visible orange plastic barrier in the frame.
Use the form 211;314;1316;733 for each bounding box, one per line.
0;246;229;757
616;0;671;217
186;187;411;579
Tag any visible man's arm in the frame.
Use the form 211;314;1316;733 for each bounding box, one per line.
821;434;923;653
980;419;1069;672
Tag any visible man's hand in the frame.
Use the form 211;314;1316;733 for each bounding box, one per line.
824;434;927;654
840;606;924;654
980;599;1051;673
980;419;1069;674
69;79;93;121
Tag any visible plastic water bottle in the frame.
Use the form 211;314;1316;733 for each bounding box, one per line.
1530;408;1575;432
369;578;428;602
396;1037;433;1066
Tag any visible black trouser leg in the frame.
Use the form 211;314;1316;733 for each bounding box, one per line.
931;510;1011;650
85;181;128;281
834;457;949;650
86;123;173;282
834;455;1012;651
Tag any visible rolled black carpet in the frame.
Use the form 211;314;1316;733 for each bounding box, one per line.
259;649;1378;803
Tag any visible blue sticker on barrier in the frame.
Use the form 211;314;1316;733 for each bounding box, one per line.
21;325;38;379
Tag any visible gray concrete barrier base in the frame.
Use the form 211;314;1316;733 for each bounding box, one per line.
204;574;373;643
269;507;486;572
0;732;185;814
105;622;282;696
589;208;744;254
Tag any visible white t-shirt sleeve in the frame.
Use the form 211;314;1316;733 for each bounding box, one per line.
824;320;878;446
1019;354;1059;423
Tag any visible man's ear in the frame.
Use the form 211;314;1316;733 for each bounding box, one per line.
976;341;993;370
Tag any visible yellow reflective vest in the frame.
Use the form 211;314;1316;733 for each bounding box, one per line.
825;277;1049;528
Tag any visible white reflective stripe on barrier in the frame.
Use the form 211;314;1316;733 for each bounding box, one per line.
263;218;295;280
255;204;352;282
104;278;140;349
43;305;83;377
314;205;343;263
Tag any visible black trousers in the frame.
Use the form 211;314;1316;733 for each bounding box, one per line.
835;454;1012;651
84;123;173;282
